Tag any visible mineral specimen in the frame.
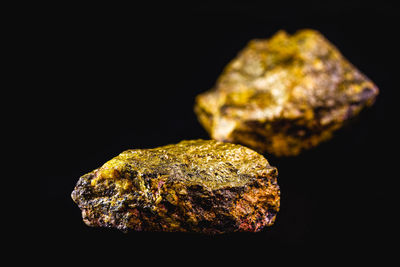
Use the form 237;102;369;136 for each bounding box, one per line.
194;29;379;156
71;140;280;234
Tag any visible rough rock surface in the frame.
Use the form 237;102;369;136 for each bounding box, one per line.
194;29;379;156
71;140;280;234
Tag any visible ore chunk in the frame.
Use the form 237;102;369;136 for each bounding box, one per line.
71;140;280;234
194;29;379;156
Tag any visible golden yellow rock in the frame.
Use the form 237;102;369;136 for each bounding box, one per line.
71;140;280;234
195;29;379;156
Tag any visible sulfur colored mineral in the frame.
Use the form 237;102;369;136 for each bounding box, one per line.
194;29;379;156
71;140;280;234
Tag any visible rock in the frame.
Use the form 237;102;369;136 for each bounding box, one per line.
71;140;280;234
194;29;379;156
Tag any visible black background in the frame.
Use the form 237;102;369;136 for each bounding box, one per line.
32;1;398;262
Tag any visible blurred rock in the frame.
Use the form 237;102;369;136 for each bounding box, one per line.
195;29;379;156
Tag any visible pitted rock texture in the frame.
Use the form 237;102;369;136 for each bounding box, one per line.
71;140;280;234
194;29;379;156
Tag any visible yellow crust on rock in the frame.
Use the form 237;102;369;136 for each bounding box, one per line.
71;140;280;233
